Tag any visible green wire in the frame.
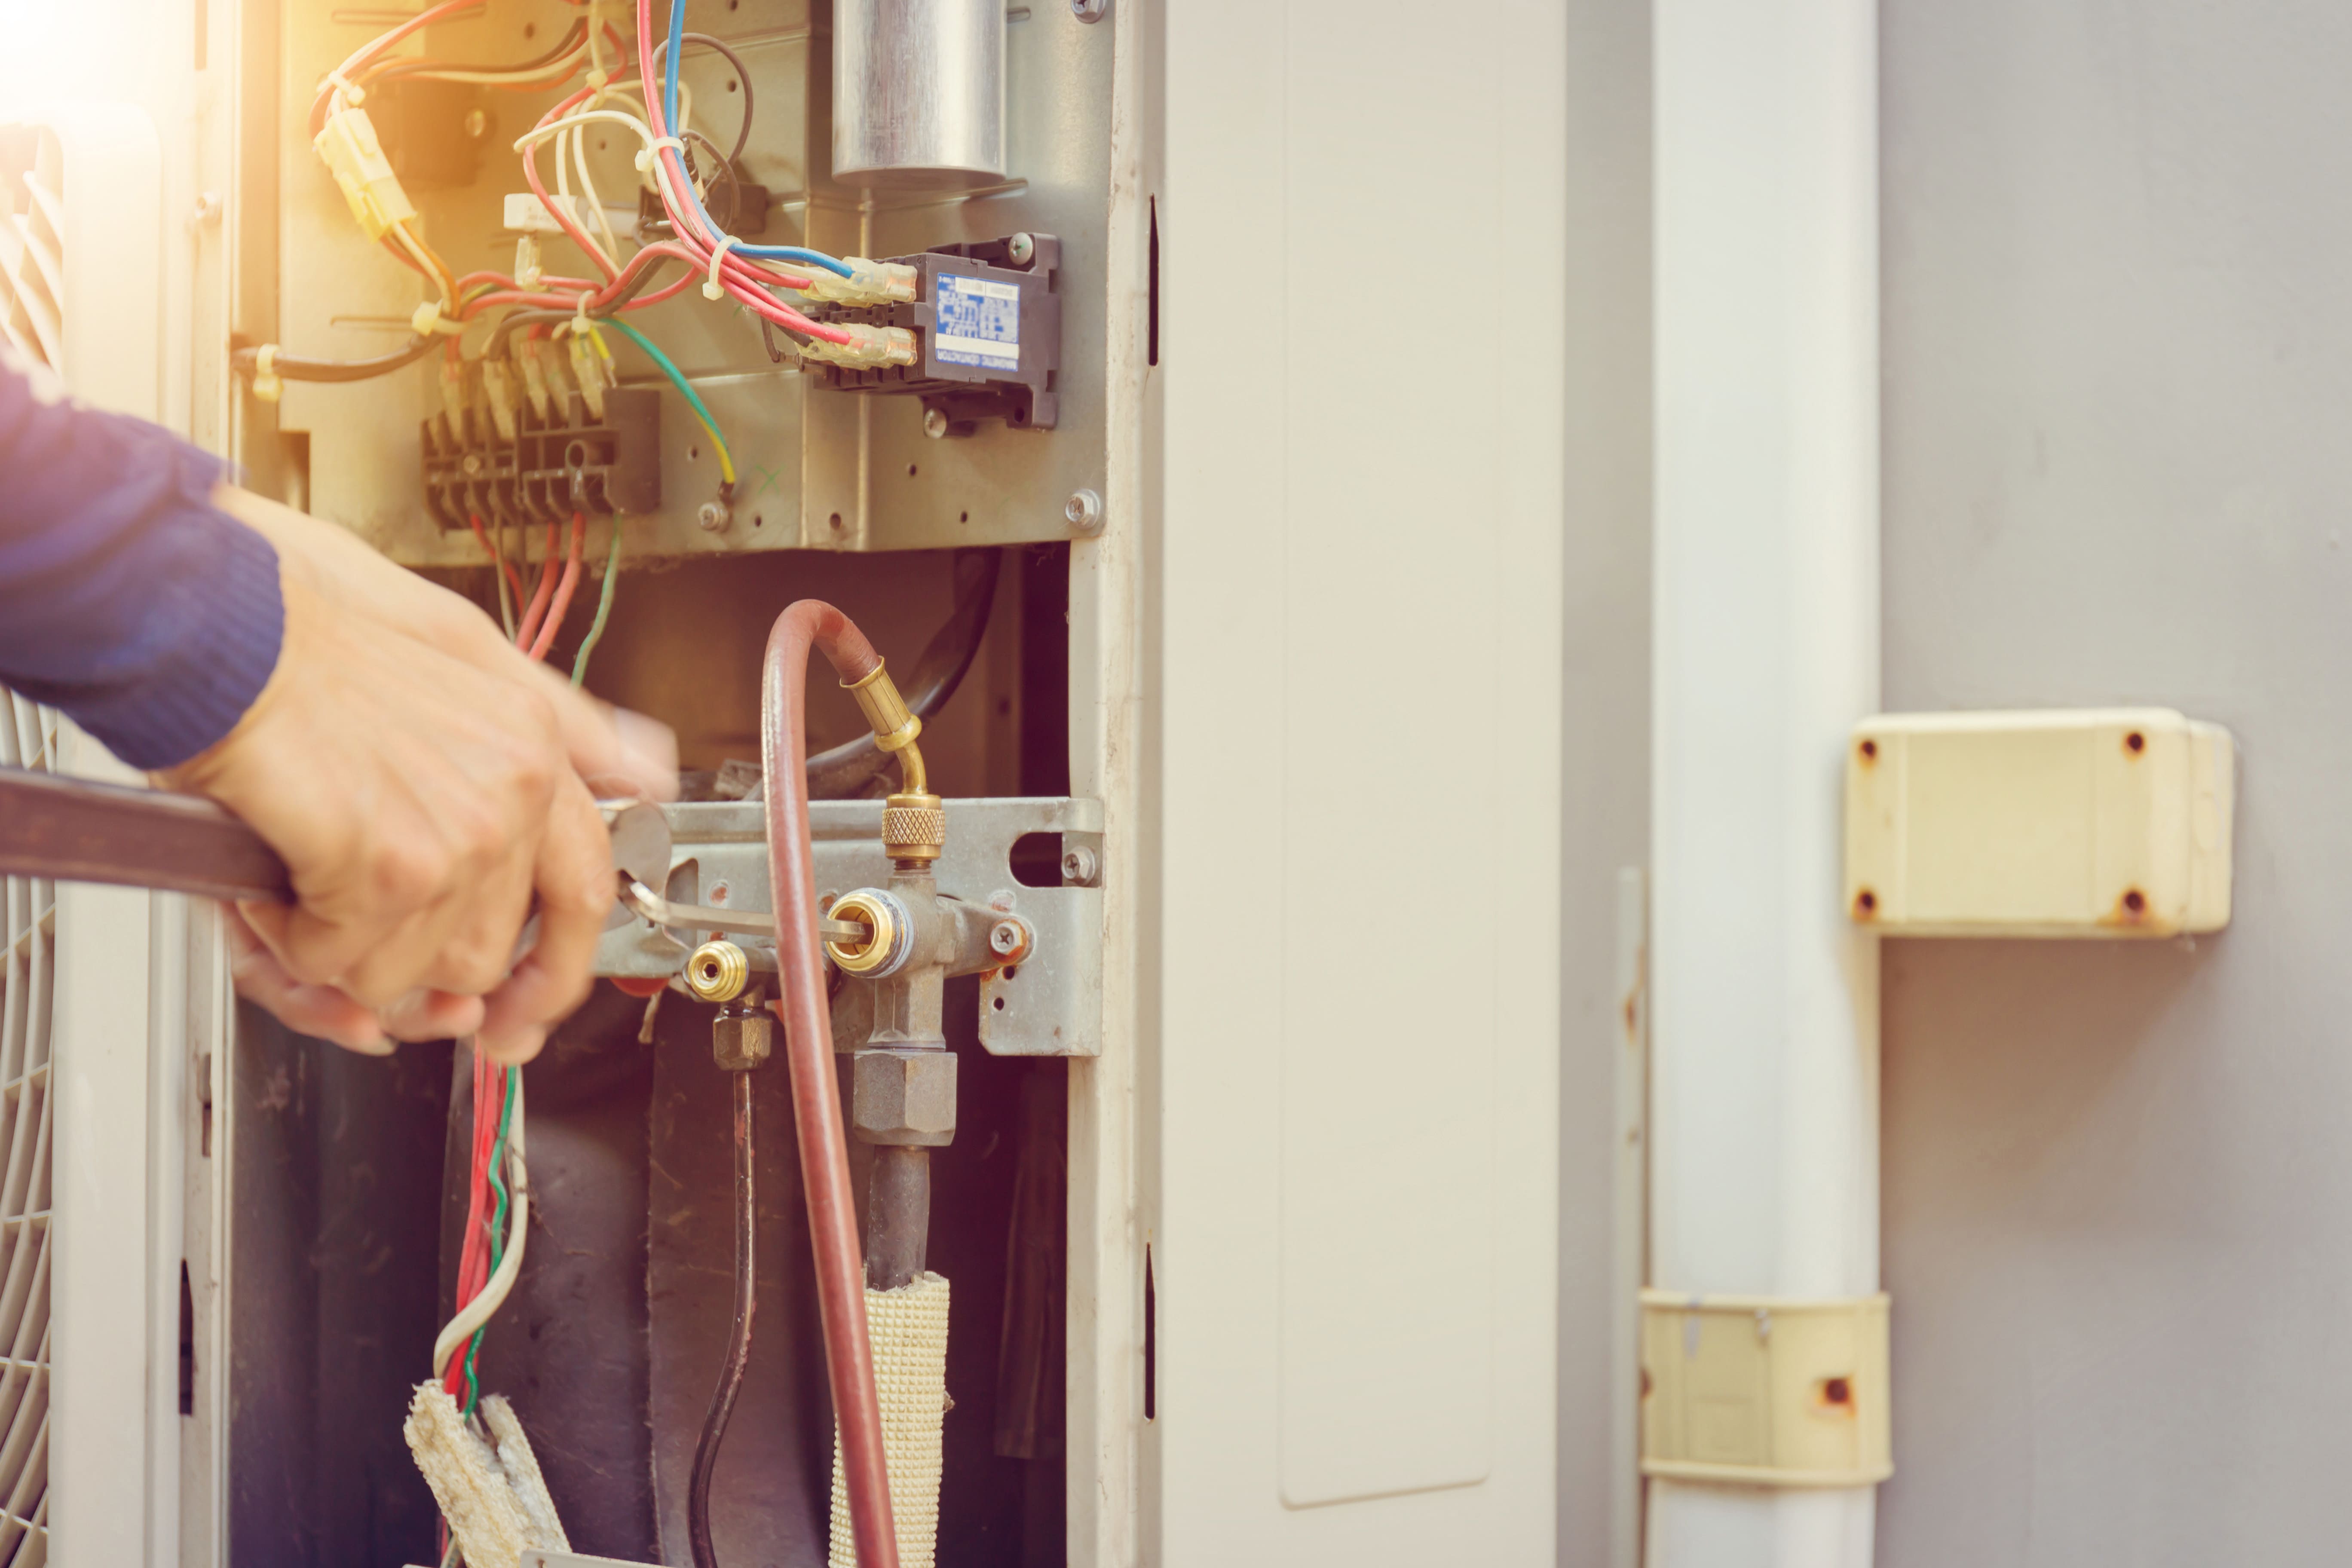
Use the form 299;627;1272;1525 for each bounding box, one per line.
571;521;624;687
461;1066;521;1419
594;317;737;484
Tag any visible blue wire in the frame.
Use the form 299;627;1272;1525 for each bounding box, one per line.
660;0;853;277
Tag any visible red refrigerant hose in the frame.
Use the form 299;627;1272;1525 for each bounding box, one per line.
760;600;900;1568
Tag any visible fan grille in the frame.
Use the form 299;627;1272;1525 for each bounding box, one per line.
0;693;54;1566
0;127;63;372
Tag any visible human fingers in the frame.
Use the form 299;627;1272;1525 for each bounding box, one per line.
518;660;679;802
222;905;391;1055
378;987;489;1042
475;776;613;1063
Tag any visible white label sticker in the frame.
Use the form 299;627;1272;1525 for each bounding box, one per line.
933;273;1022;372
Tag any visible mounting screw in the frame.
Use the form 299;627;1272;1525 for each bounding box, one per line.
461;453;483;477
989;920;1024;957
1007;232;1035;266
1064;487;1104;533
1060;845;1099;885
188;191;224;230
697;499;732;532
1072;0;1107;19
464;108;489;140
922;407;950;440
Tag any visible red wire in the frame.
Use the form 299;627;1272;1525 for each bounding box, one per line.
467;512;527;608
527;512;589;662
513;520;561;649
310;0;487;136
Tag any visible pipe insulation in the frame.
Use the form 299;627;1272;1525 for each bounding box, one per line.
1650;0;1880;1562
830;1274;952;1568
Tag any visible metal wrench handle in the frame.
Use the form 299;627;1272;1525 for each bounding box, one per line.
0;765;290;903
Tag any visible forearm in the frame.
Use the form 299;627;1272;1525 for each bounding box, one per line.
0;346;282;768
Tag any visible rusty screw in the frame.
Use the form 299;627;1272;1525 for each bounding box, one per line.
989;920;1023;957
1854;889;1878;917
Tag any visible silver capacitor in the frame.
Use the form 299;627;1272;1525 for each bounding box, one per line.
832;0;1005;189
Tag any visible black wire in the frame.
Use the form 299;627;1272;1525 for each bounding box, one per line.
649;31;756;162
680;128;749;232
807;548;1004;798
231;334;437;384
363;17;588;91
758;315;796;364
688;1067;756;1568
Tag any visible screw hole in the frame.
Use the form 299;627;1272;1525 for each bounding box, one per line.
907;463;918;477
2125;730;2146;754
1854;889;1878;916
523;20;536;38
753;514;764;528
959;510;969;524
1823;1377;1852;1406
828;511;843;530
2123;888;2147;914
688;444;700;461
1002;965;1018;981
1859;738;1878;761
726;78;738;92
992;995;1006;1012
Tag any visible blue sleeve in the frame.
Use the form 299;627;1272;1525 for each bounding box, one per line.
0;346;284;770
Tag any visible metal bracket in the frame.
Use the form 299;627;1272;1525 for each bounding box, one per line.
1638;1289;1892;1488
592;796;1105;1058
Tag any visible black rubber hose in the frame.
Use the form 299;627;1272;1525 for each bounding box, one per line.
230;335;436;384
807;548;1004;798
687;1068;757;1568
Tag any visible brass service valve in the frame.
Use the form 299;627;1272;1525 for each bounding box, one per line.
844;660;944;865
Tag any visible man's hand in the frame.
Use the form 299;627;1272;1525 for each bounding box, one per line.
165;487;676;1063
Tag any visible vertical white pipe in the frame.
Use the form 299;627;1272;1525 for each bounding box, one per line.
1649;0;1880;1563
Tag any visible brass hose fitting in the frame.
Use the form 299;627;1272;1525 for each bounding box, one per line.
826;889;913;977
685;940;751;1003
843;660;944;862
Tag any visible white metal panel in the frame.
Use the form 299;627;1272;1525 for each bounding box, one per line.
1155;0;1566;1558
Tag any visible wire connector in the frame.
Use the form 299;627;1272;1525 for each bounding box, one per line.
797;323;919;370
513;336;554;423
312;104;416;241
481;358;520;443
566;329;609;422
800;257;919;307
250;344;282;404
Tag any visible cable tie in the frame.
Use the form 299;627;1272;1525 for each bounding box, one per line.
324;70;365;110
251;344;282;403
703;235;741;301
633;135;684;175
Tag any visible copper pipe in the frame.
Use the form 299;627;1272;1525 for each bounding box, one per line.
759;601;900;1568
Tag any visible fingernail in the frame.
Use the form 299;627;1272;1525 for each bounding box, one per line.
612;710;680;798
348;1032;396;1057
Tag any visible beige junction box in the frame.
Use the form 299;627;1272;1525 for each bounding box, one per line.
1844;708;2234;938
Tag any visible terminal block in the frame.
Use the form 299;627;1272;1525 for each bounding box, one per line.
420;382;661;531
805;233;1063;434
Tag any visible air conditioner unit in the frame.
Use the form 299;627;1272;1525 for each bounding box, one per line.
0;102;212;1568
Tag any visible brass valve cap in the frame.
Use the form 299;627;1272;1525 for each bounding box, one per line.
826;888;914;977
684;940;750;1003
883;791;946;864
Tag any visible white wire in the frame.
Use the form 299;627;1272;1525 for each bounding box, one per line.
394;40;590;86
389;221;453;309
570;115;625;264
430;1068;529;1381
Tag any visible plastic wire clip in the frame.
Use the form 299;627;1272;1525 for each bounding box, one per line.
703;234;740;301
251;344;282;404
